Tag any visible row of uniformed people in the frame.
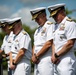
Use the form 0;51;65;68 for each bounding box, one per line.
30;3;76;75
0;3;76;75
0;19;15;75
0;18;32;75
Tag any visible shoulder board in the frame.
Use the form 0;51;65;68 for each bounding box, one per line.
66;18;73;22
47;22;53;25
22;31;27;35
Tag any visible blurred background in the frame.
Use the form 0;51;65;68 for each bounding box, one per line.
0;0;76;75
0;0;76;28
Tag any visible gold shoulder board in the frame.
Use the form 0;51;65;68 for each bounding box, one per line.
47;22;53;25
66;18;73;22
22;31;27;35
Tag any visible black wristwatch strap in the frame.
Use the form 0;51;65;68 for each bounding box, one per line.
54;53;59;58
12;62;17;66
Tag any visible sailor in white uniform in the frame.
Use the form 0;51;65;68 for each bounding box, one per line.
9;17;32;75
30;7;54;75
48;3;76;75
0;18;15;75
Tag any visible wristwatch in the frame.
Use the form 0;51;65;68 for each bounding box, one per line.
54;53;59;58
34;54;39;60
12;62;17;66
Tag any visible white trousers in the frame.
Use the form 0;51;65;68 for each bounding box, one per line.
54;52;76;75
12;60;31;75
34;56;54;75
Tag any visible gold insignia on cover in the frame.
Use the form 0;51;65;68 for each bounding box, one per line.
9;25;13;29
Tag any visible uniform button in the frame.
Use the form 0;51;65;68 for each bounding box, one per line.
15;47;17;49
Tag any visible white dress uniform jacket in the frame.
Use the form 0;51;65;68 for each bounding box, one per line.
1;31;14;54
34;21;54;75
11;29;32;75
1;31;14;74
53;16;76;75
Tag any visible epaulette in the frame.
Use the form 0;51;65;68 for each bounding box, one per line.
66;18;73;22
22;31;27;35
47;22;53;25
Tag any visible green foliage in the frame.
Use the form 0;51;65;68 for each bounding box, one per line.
2;58;8;70
65;8;76;22
0;32;6;47
66;8;72;15
72;19;76;22
74;51;76;56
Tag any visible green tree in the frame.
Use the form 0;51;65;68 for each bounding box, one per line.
0;32;6;46
66;8;72;15
66;8;76;22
